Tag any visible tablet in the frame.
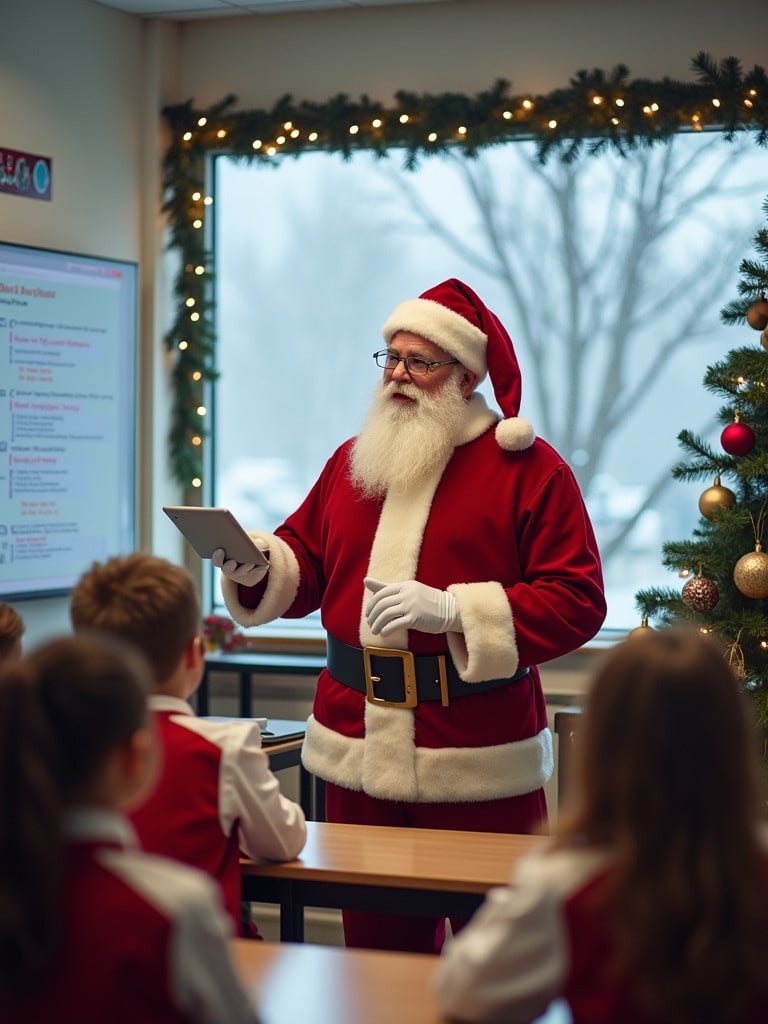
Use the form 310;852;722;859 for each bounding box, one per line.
162;506;269;566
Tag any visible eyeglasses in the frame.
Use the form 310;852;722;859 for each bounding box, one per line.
373;350;459;376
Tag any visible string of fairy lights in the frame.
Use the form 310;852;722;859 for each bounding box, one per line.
160;52;768;496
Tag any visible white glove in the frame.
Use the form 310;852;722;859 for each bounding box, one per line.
364;577;462;638
212;546;269;588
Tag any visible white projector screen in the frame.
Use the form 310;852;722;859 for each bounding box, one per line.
0;240;137;599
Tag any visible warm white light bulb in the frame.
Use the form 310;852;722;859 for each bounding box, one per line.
192;477;202;489
197;405;206;417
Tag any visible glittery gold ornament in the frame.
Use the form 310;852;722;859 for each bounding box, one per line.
762;326;768;352
733;542;768;599
698;475;736;520
628;617;654;638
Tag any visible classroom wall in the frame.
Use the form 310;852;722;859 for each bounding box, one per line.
1;0;763;656
175;0;764;110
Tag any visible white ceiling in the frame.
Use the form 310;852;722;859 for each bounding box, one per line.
93;0;451;20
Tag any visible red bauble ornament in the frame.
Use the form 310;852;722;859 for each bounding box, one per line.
721;419;756;457
746;296;768;331
682;573;719;612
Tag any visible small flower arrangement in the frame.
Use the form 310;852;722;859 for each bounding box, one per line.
201;614;264;653
201;613;235;651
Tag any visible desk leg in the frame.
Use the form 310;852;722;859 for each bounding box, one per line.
197;671;210;716
280;881;304;942
299;766;326;822
238;670;252;718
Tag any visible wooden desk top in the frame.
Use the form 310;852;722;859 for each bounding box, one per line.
232;940;440;1024
241;819;547;893
231;940;572;1024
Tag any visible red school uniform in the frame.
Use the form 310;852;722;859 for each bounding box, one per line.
2;808;255;1024
129;696;306;932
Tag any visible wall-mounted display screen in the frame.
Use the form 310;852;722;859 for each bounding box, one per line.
0;241;137;599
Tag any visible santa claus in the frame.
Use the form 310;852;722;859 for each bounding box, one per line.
214;277;606;952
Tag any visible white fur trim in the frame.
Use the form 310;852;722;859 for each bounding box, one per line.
360;459;449;648
456;392;498;445
382;297;488;380
220;531;300;627
495;416;535;452
447;581;519;682
302;714;553;803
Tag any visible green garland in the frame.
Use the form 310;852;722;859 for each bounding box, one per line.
161;52;768;495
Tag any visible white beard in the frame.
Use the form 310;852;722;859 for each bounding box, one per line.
349;371;469;498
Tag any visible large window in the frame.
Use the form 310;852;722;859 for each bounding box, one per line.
212;132;766;635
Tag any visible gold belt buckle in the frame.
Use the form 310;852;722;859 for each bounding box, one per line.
363;647;418;708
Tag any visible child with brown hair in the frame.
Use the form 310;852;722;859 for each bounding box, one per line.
69;552;306;938
0;601;24;663
435;627;768;1024
0;632;255;1023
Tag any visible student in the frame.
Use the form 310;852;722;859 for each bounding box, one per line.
70;552;307;938
0;632;255;1024
434;627;768;1024
0;601;24;664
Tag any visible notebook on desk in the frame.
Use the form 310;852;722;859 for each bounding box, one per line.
203;716;307;746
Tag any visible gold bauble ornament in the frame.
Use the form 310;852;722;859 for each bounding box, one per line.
761;326;768;352
628;617;654;638
698;475;736;520
733;542;768;599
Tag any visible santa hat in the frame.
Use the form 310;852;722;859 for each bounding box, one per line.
381;278;535;452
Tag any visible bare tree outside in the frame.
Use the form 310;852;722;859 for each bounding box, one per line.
213;132;766;630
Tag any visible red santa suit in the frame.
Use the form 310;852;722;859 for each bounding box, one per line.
3;808;255;1024
129;696;306;934
221;278;605;950
435;839;768;1023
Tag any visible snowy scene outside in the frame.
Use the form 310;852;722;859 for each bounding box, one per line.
212;132;766;634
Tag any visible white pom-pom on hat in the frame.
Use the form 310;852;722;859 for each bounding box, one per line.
382;278;535;452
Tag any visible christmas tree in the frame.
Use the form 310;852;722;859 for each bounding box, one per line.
635;194;768;723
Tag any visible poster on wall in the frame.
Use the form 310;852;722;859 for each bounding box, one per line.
0;241;137;599
0;146;52;201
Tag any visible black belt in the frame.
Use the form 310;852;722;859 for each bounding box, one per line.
326;634;530;708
